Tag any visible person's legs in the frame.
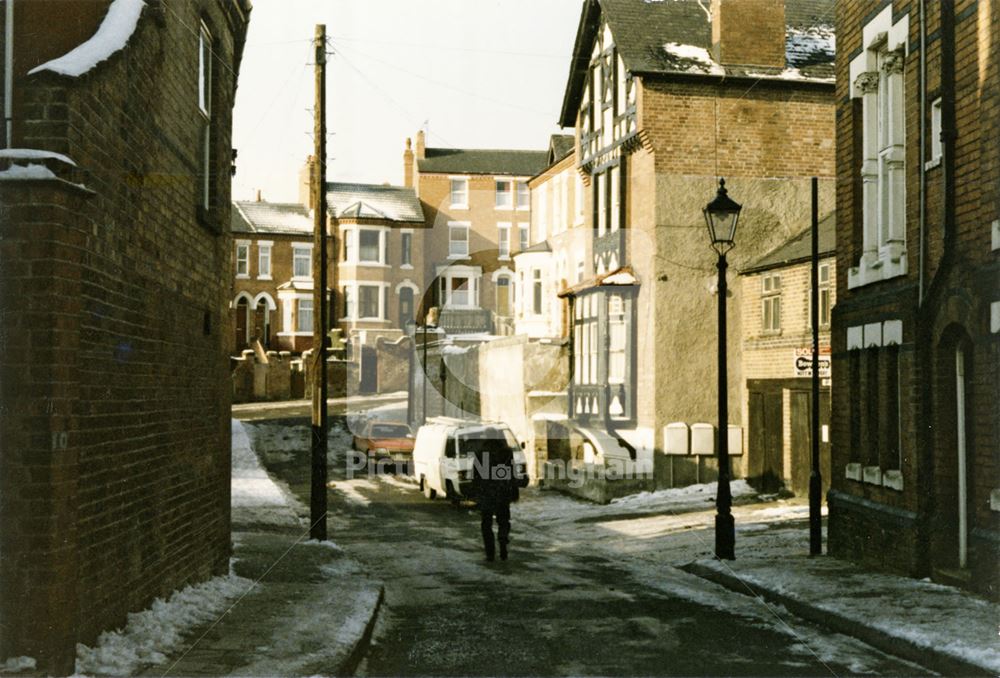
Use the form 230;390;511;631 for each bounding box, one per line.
480;508;496;561
497;503;511;560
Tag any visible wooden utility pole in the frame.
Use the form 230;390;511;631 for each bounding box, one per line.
310;23;328;541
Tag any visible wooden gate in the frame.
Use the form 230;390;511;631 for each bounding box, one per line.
748;389;784;493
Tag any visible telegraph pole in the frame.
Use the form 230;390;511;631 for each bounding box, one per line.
310;23;328;541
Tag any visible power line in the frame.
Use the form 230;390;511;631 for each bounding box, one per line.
331;39;558;121
328;33;570;60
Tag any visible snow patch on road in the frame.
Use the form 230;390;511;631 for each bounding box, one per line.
327;478;378;506
75;572;252;676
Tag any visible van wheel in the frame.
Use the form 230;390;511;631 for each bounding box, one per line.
421;476;436;500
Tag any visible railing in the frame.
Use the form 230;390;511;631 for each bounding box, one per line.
437;308;492;335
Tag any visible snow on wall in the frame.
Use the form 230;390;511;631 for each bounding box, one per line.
0;148;77;166
28;0;146;78
0;163;58;181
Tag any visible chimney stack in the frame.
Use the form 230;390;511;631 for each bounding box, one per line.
256;189;262;202
415;129;426;160
298;155;317;210
403;137;414;187
711;0;785;69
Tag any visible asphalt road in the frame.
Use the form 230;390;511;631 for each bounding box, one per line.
247;417;929;678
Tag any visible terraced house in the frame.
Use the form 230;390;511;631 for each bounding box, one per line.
403;130;547;334
551;0;837;493
828;0;999;597
231;167;426;353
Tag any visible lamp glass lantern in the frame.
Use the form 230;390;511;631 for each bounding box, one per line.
703;178;742;255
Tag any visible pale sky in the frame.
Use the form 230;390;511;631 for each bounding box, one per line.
231;0;583;203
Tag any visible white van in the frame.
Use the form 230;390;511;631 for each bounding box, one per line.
412;417;527;503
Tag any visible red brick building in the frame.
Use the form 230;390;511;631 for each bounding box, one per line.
0;0;249;671
828;1;999;597
554;0;836;490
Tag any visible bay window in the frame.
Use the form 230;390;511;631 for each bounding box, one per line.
359;229;381;263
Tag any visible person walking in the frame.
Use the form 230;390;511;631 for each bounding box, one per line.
473;437;521;561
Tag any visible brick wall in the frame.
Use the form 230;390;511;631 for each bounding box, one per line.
831;0;999;595
0;0;249;670
639;78;836;179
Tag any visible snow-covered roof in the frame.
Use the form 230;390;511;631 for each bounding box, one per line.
327;182;424;223
232;201;313;235
560;0;835;126
29;0;145;78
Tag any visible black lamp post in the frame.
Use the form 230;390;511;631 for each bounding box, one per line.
703;178;741;561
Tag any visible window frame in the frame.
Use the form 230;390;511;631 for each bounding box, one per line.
292;244;313;280
495;179;513;210
235;241;250;278
448;222;470;259
516;180;530;211
257;241;272;280
497;223;511;259
358;284;382;320
296;298;314;333
401;231;413;267
449;177;468;209
358;228;382;264
761;273;782;334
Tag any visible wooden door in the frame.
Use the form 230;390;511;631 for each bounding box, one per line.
749;390;783;493
789;390;832;498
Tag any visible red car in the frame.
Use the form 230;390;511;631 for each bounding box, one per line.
353;420;415;461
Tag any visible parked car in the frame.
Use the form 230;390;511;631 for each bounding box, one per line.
352;420;414;462
412;417;528;503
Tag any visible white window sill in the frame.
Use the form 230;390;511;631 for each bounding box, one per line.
277;331;314;337
291;276;313;282
355;262;389;269
845;462;862;481
498;255;511;261
494;206;514;211
447;254;469;260
882;469;904;491
847;246;907;289
236;273;250;279
400;264;414;270
257;275;272;281
923;157;941;171
862;465;882;485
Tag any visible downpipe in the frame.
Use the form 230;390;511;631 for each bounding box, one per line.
4;0;13;147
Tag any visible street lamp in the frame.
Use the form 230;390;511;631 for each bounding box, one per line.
703;178;741;560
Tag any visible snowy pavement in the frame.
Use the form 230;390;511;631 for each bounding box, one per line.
72;420;384;677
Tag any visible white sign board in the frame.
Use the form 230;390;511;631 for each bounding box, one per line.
793;347;831;378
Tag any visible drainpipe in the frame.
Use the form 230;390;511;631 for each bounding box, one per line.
917;0;926;306
4;0;13;148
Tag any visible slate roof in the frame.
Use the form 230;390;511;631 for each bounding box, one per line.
418;148;548;177
560;0;835;126
549;134;576;164
742;212;836;274
326;182;424;223
232;201;312;235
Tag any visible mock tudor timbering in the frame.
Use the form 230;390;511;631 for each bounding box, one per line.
553;0;837;488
